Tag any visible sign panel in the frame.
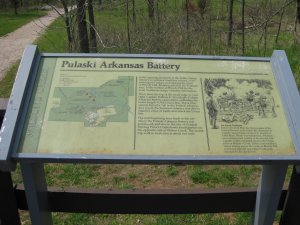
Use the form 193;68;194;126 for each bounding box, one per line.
17;56;295;156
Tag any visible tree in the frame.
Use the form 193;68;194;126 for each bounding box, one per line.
147;0;155;20
197;0;207;19
126;0;131;52
296;0;300;31
227;0;234;47
275;1;286;44
241;0;245;54
59;0;74;51
11;0;18;15
77;0;89;53
0;0;7;8
186;0;190;31
132;0;136;24
88;0;97;52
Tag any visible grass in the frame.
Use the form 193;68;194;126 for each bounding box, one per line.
166;165;179;177
189;165;261;188
0;61;19;97
19;212;254;225
34;17;68;53
49;212;253;225
2;1;300;224
0;9;46;37
13;164;261;224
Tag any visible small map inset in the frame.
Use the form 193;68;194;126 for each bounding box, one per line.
49;76;134;127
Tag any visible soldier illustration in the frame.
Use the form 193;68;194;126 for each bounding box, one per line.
206;91;218;129
257;95;267;117
246;90;255;109
267;90;277;117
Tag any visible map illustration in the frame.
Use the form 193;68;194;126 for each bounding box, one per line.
49;76;134;127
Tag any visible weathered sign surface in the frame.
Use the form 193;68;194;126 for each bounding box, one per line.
18;57;295;156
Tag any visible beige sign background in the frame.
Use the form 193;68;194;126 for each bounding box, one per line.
19;57;295;156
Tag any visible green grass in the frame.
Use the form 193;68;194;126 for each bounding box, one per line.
0;61;19;97
34;17;68;52
0;9;46;36
166;165;179;177
49;213;253;225
282;42;300;87
13;164;260;224
189;165;261;188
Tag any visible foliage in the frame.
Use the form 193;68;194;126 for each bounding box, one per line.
204;79;229;94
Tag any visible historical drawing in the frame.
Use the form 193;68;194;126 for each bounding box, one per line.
204;78;278;128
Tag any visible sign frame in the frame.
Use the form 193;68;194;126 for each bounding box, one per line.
1;45;300;170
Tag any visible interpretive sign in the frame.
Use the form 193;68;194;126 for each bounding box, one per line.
1;45;300;167
18;56;295;157
1;46;299;225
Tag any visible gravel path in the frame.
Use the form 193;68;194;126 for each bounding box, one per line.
0;9;64;81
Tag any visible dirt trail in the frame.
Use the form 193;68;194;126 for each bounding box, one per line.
0;9;64;81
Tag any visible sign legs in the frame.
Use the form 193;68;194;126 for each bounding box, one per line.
18;162;289;225
0;170;21;225
279;166;300;225
20;162;52;225
253;164;288;225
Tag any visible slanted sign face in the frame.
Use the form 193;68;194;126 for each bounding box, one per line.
18;57;295;156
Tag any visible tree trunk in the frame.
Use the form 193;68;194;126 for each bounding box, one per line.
186;0;189;31
77;0;90;53
263;23;268;56
275;6;285;44
163;0;167;17
297;0;300;24
208;4;212;54
156;0;160;32
0;0;7;8
11;0;18;15
198;0;207;19
88;0;97;53
126;0;131;52
241;0;245;55
132;0;136;24
60;0;73;51
147;0;155;20
227;0;234;47
98;0;102;6
294;0;300;31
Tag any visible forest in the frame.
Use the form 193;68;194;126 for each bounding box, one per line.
2;0;300;57
32;0;300;86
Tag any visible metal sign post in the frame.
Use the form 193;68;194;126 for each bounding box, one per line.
20;162;52;225
254;164;288;225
